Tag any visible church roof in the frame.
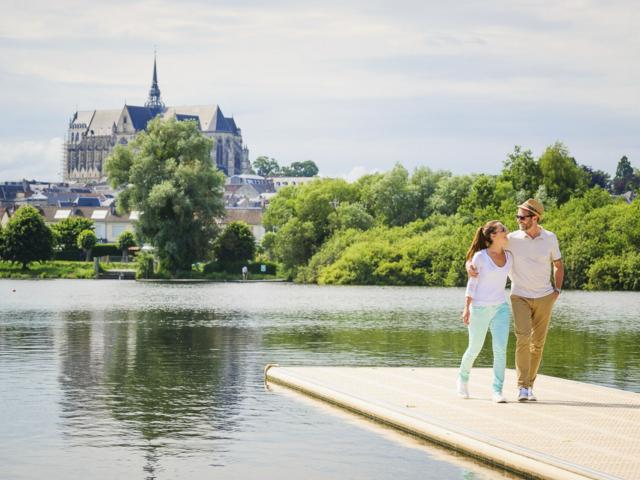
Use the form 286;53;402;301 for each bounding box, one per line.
125;105;156;131
226;117;238;132
87;109;121;136
71;111;94;130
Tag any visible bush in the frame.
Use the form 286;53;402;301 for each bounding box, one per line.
587;254;640;291
135;251;155;279
51;217;94;254
213;221;256;263
92;243;121;257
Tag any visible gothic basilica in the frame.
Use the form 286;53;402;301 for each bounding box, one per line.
63;58;250;182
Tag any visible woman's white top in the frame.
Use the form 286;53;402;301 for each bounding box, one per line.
465;249;512;306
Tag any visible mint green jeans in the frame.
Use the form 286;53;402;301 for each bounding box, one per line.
458;302;510;393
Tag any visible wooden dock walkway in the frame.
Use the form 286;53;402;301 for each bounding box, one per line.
264;366;640;480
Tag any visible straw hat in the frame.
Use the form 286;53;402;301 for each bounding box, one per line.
518;198;544;220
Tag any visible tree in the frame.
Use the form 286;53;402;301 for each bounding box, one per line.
213;221;256;263
411;167;449;218
612;156;638;194
289;160;319;177
273;218;316;277
328;203;374;231
429;174;474;216
359;164;418;226
117;231;137;262
51;217;94;255
105;117;226;274
581;165;611;190
501;146;542;198
253;156;280;177
77;229;97;261
2;205;53;269
538;142;589;204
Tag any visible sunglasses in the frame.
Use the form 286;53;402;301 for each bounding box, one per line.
515;214;534;221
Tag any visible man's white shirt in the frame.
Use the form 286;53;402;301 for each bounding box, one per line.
507;228;561;298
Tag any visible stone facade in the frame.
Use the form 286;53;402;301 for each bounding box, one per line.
63;58;250;182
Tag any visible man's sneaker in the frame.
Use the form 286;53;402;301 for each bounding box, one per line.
518;387;529;402
492;392;507;403
456;378;469;398
527;387;537;401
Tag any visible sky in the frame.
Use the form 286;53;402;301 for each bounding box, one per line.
0;0;638;182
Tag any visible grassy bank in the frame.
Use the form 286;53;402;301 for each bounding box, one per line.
0;260;96;279
0;260;282;281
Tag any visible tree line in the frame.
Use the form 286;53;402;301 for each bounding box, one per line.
0;210;137;269
252;157;319;177
261;143;640;290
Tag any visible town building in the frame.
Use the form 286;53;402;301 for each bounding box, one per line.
39;206;137;243
63;56;251;182
268;176;318;191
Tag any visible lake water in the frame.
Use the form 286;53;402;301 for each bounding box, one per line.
1;280;639;479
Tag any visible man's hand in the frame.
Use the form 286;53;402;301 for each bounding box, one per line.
461;306;470;325
466;261;479;278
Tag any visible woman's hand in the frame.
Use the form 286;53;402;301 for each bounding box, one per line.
461;306;470;326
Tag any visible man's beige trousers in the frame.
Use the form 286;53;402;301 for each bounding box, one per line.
510;292;556;388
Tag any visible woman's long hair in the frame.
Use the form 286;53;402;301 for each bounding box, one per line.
465;220;503;261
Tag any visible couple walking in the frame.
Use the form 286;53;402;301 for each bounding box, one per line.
457;199;564;403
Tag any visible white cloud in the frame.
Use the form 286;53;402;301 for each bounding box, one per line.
339;166;383;183
0;138;63;181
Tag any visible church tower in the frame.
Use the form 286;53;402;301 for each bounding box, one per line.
144;54;165;115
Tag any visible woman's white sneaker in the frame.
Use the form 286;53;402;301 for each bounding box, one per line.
456;378;469;398
492;392;507;403
527;388;537;401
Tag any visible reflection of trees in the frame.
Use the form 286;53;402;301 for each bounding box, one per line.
57;308;254;476
540;326;640;391
262;314;640;392
263;325;472;366
104;310;244;440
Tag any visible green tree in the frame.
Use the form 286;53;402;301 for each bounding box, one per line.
105;117;225;275
213;221;256;263
262;185;298;231
411;167;449;218
359;164;418;226
501;146;541;198
612;156;638;194
289;160;319;177
253;156;280;177
117;231;137;262
273;218;316;278
581;165;611;190
2;205;53;269
77;229;97;261
328;203;374;231
429;174;474;216
51;217;94;255
458;175;516;221
538;142;589;204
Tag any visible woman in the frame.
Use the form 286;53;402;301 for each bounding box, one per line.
457;220;512;403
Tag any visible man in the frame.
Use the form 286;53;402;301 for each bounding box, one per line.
468;199;563;402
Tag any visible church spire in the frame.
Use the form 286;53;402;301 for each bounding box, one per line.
145;52;165;114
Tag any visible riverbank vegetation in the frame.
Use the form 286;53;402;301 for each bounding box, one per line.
262;143;640;290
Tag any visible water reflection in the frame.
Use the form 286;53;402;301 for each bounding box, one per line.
2;281;640;479
56;309;259;476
